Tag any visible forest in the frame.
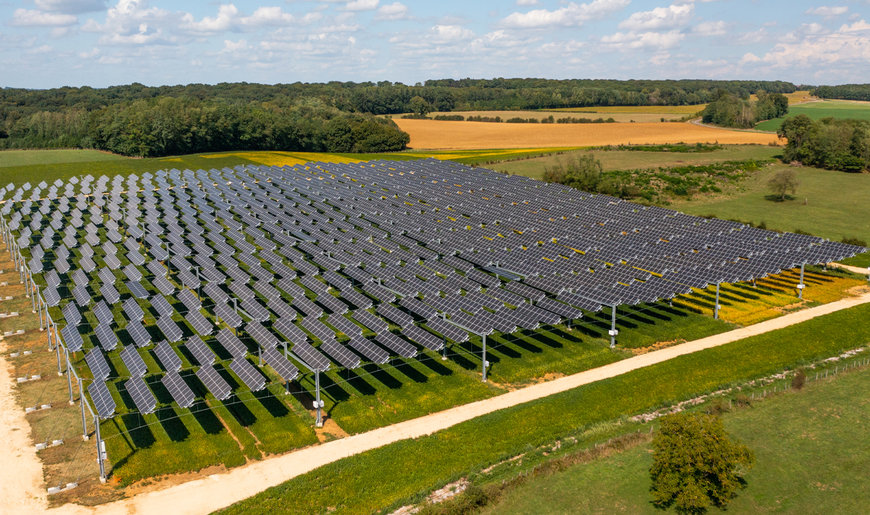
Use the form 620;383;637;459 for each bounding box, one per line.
700;90;789;128
0;79;798;157
777;114;870;172
812;84;870;102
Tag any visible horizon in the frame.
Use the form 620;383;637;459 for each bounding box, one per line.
2;0;869;89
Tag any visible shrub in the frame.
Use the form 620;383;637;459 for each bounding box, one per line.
791;369;807;390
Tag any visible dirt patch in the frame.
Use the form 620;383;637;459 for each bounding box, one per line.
316;417;349;443
630;339;687;355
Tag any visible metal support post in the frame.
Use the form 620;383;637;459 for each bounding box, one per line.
94;414;106;483
315;370;323;428
797;263;805;299
55;338;63;375
481;334;488;382
79;380;89;441
37;293;44;330
441;336;447;360
609;304;619;349
65;350;75;405
714;282;721;320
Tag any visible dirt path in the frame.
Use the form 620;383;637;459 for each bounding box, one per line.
0;332;49;514
831;262;869;276
21;290;861;515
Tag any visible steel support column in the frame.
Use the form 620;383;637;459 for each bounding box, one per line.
314;370;323;428
797;263;806;299
609;304;618;349
714;282;721;320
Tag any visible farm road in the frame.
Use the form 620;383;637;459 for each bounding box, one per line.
18;289;864;515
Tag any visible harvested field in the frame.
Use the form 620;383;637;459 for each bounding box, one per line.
394;119;782;150
419;110;683;123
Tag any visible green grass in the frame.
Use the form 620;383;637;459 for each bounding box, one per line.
485;366;870;514
0;148;128;167
755;100;870;131
672;161;870;246
217;302;870;515
488;145;780;180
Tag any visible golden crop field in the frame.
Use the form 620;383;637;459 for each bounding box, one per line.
394;119;783;150
423;109;686;123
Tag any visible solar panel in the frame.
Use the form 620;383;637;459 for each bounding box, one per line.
291;341;331;372
151;295;174;317
152;275;175;295
425;316;470;343
63;302;82;326
85;347;111;381
126;319;152;347
376;331;418;358
94;322;119;350
124;376;157;414
126;280;150;299
186;336;215;366
155;340;182;372
196;365;232;400
213;300;243;328
216;328;248;358
123;297;145;321
320;339;362;369
157;315;184;342
245;320;280;349
185;310;214;336
92;300;114;326
162;371;195;408
120;345;147;377
229;358;266;392
261;346;300;381
100;283;121;304
60;324;83;352
347;336;390;364
404;324;444;351
87;380;116;419
73;285;91;306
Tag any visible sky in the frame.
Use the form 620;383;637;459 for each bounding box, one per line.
1;0;869;89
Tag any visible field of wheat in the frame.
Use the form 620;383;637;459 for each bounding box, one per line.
393;119;782;150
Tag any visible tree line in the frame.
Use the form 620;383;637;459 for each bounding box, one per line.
778;115;869;172
0;97;409;157
812;84;870;102
700;90;788;128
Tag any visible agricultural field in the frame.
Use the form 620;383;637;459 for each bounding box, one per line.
393;119;781;150
755;99;870;131
417;109;694;123
483;366;870;515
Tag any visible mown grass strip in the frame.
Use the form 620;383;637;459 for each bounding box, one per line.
218;302;870;515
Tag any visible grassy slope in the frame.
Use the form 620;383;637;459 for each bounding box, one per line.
755;100;870;131
489;145;780;179
485;367;870;515
217;302;870;515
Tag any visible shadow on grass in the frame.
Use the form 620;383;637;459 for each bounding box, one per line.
156;406;189;442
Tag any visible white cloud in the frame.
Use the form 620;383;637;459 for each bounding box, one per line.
618;4;693;31
345;0;379;11
182;4;238;34
501;0;629;29
35;0;106;14
805;6;848;17
11;8;77;26
431;24;474;43
375;2;408;21
82;0;176;45
516;0;538;5
759;19;870;67
740;52;761;64
602;30;684;49
693;20;727;36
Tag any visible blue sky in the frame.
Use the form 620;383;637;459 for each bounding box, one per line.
1;0;869;89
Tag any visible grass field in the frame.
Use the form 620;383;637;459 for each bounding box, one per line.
393;119;781;150
219;302;870;514
489;144;780;179
484;366;870;515
755;99;870;131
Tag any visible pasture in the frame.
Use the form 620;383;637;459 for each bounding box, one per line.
393;119;781;150
483;365;870;515
755;99;870;131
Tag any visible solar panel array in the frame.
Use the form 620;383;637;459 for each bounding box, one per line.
3;159;862;422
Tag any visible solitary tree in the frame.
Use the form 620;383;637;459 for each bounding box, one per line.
650;412;754;514
768;169;799;201
408;95;432;117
